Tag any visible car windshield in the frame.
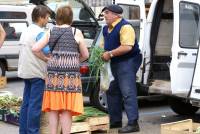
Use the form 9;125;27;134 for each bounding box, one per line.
46;0;95;22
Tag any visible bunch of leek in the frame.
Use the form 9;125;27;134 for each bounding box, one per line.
73;106;107;122
88;46;105;83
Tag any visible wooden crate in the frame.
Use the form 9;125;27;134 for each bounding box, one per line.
41;113;90;134
161;119;200;134
0;77;6;89
87;116;109;132
43;114;109;134
71;122;90;134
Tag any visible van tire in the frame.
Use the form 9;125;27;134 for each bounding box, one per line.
90;83;108;112
168;98;199;115
0;62;6;76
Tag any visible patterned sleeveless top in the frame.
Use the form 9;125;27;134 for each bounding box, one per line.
45;27;82;93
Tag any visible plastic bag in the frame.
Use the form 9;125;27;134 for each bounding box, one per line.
100;62;114;91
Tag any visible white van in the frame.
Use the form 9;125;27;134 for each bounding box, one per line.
107;0;200;115
0;4;34;76
1;0;200;114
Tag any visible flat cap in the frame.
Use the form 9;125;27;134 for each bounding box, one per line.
102;4;123;14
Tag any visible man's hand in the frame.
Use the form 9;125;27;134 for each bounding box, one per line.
102;51;111;62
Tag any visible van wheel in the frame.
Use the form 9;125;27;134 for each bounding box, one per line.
90;83;108;112
0;62;6;76
168;98;199;115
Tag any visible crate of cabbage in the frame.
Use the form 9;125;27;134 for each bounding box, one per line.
161;119;200;134
73;107;109;132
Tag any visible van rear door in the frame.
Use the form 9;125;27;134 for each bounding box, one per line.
190;40;200;101
114;0;146;83
115;0;146;51
170;0;200;96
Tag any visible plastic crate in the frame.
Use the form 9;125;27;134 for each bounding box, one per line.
0;109;6;121
5;113;19;126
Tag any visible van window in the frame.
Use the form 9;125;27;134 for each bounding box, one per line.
0;11;26;19
179;2;200;48
119;4;140;40
1;22;28;41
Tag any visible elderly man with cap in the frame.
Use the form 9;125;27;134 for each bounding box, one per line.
101;4;142;133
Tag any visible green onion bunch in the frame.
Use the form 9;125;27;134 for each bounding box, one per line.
88;46;105;82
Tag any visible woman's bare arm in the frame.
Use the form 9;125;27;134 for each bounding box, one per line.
32;32;49;52
75;29;89;62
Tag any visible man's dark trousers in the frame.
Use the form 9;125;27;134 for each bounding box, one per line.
106;54;142;125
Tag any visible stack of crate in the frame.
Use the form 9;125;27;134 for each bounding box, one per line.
40;112;109;134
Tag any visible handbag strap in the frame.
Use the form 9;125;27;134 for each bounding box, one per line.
50;27;76;52
50;31;65;52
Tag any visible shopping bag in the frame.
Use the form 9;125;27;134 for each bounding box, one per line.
100;62;114;91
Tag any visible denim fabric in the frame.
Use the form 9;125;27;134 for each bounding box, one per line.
106;54;142;125
19;78;45;134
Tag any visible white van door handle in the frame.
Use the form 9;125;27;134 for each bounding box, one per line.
178;51;187;59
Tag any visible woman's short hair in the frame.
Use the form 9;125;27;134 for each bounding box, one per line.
56;6;73;25
32;5;51;23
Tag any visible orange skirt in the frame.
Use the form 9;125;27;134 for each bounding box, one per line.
42;91;84;116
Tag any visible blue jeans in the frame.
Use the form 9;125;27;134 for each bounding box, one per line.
106;54;142;125
19;78;45;134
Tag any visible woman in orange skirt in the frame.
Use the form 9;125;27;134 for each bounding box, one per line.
32;6;89;134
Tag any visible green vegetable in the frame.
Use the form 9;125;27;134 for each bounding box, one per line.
0;95;22;116
73;106;107;122
88;46;105;83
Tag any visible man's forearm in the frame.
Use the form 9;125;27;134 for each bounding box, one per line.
110;45;132;57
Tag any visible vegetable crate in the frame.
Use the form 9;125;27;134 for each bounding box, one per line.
40;113;91;134
0;77;6;89
57;116;109;134
87;116;109;133
161;119;200;134
71;122;90;134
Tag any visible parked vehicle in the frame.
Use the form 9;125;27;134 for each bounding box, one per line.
46;0;200;115
0;0;103;109
4;0;199;114
110;0;200;115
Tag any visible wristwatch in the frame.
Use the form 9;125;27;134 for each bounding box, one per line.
108;51;114;58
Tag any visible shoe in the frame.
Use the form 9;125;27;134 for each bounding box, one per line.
118;123;140;133
110;121;122;129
